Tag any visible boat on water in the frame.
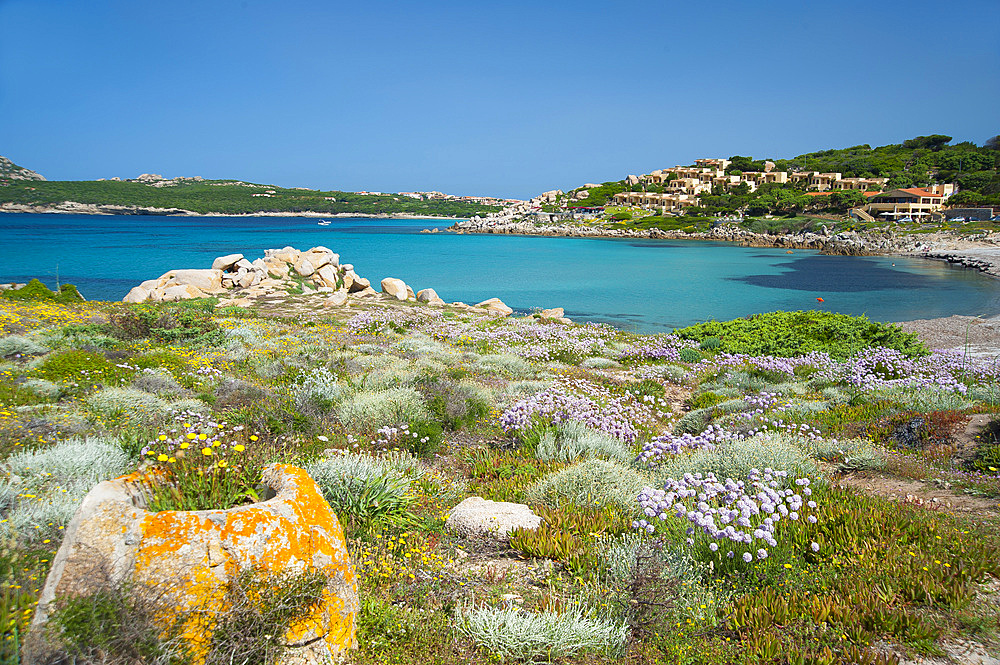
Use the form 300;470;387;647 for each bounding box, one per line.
317;220;332;226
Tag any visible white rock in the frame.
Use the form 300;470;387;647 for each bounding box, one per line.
157;269;223;293
211;254;244;271
445;497;541;541
475;297;513;316
316;265;340;289
234;258;254;271
416;288;440;303
539;307;564;319
294;256;316;277
323;290;349;308
123;286;149;303
380;277;410;301
347;272;369;293
161;284;207;301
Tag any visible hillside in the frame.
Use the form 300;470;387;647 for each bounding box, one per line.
0;155;45;181
0;160;500;217
570;135;1000;211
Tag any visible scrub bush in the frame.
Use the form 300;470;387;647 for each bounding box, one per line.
527;459;648;512
0;334;48;358
335;387;430;431
86;387;170;426
0;279;83;303
674;310;927;359
454;602;627;662
534;420;631;463
305;451;421;530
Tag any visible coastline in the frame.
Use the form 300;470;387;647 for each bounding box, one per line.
0;201;461;220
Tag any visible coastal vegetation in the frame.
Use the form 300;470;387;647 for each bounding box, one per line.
0;178;500;217
0;283;998;663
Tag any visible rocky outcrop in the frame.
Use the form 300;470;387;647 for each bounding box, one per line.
380;277;412;301
445;497;541;541
0;155;45;181
31;464;358;661
124;247;357;304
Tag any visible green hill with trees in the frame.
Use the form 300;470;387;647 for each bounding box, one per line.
0;172;500;217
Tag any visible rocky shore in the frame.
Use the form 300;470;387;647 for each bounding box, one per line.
451;219;1000;283
120;245;569;322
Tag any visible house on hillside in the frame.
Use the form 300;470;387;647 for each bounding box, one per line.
864;188;945;219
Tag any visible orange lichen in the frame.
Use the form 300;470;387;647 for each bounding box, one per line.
127;464;357;662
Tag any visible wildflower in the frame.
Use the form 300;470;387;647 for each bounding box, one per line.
157;454;168;462
810;542;820;552
201;447;213;456
234;444;245;452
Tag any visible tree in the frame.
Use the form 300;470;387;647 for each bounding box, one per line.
902;135;952;151
983;135;1000;151
829;190;866;211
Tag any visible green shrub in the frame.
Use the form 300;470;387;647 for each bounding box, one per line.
472;353;536;379
678;348;702;363
0;334;48;358
3;437;132;539
0;278;84;303
86;387;170;426
20;378;61;400
32;349;134;387
305;451;421;531
107;302;222;345
652;432;819;484
686;391;727;410
527;459;648;512
699;336;722;351
534;420;630;464
454;602;627;662
335;387;430;431
674;310;927;359
424;379;493;430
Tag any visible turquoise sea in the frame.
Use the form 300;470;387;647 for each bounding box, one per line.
2;214;999;332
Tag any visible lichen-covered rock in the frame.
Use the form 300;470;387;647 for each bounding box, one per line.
32;464;358;662
445;496;541;540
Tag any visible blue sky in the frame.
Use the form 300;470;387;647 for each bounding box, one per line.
1;0;997;199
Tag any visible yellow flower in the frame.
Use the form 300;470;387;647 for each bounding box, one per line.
158;435;167;441
212;441;221;447
201;447;212;457
234;444;245;452
186;433;196;440
168;457;176;463
145;450;155;456
198;433;207;440
250;435;258;441
180;442;189;450
157;454;168;462
218;461;229;468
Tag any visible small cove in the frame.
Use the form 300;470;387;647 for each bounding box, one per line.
2;213;999;332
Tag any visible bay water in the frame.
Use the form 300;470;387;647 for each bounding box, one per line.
2;214;999;332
